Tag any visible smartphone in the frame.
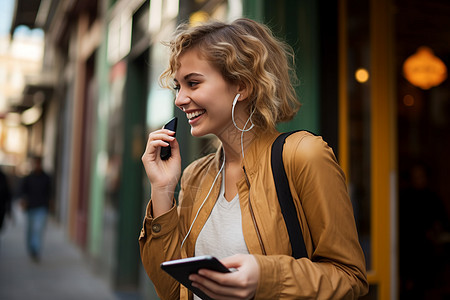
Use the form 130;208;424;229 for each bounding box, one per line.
160;117;178;160
160;255;231;300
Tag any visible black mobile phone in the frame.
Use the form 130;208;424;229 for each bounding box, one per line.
161;255;231;300
160;117;178;160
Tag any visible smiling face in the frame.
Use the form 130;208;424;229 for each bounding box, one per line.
174;49;240;137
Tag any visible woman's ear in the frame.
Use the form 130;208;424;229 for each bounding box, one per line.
236;83;249;101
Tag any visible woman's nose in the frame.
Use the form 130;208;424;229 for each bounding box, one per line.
174;89;190;108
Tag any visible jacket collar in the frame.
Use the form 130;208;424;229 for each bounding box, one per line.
211;129;280;175
243;129;279;172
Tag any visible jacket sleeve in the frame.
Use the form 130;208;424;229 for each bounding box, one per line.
139;200;182;300
138;155;215;300
138;164;192;300
253;133;368;299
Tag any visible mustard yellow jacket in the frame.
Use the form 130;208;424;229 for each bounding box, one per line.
139;131;368;299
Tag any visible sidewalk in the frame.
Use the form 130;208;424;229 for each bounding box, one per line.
0;202;119;300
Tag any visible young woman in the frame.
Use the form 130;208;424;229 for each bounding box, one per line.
140;18;368;299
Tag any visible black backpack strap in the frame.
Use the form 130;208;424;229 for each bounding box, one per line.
271;131;308;259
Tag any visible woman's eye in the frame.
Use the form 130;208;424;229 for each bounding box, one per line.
173;85;180;92
188;81;199;87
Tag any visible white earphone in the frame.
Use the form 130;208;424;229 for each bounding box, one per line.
232;93;255;159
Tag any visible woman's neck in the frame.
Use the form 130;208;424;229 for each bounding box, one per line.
218;127;256;165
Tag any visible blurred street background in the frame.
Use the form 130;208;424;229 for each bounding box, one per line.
0;201;119;300
0;0;449;299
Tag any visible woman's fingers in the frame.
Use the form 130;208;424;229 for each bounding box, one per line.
141;129;180;188
190;274;252;300
188;255;259;300
144;130;175;155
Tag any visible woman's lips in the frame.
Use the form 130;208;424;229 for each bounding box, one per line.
186;109;206;120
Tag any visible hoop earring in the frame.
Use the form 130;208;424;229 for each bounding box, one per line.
232;94;255;132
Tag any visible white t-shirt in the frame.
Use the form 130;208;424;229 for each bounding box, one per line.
195;173;250;258
193;172;249;299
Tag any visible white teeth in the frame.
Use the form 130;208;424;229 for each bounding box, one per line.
186;110;205;120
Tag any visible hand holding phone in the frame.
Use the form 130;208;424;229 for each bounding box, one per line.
160;117;178;160
141;117;180;218
161;256;232;300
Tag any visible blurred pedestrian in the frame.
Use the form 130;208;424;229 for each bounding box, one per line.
0;167;12;233
18;156;51;262
139;18;368;299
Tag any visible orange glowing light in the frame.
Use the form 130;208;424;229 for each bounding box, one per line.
403;46;447;90
355;68;370;83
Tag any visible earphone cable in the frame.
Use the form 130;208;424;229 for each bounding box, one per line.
180;157;226;250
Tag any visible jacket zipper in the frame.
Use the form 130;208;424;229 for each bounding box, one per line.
243;166;267;255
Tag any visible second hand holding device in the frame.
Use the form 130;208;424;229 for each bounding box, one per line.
161;256;234;300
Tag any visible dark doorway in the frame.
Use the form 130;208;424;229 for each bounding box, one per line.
395;0;450;299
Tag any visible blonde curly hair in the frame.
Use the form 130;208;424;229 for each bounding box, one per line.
160;18;300;130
